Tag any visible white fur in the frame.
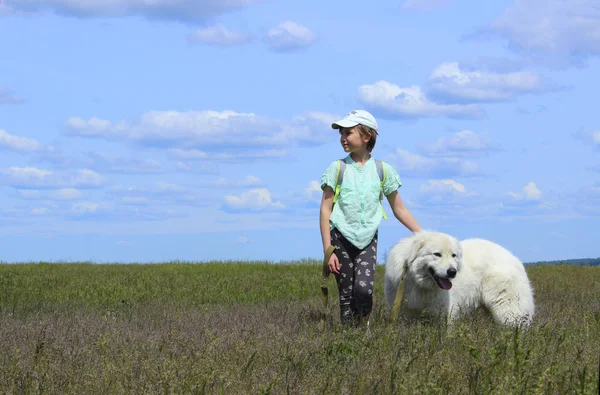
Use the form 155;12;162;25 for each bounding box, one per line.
384;231;535;326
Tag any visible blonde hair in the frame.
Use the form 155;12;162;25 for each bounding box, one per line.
357;124;378;152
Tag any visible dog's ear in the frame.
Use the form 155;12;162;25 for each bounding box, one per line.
406;238;425;267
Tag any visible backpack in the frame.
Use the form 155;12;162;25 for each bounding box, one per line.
331;159;388;220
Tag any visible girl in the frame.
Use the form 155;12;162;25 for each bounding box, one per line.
319;109;422;326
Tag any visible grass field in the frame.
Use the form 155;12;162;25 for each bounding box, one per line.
1;261;599;394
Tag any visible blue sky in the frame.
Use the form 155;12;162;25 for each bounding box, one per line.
1;0;599;263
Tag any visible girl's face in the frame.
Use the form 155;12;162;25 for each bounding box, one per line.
339;126;370;153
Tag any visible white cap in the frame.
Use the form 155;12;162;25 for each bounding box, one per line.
331;110;379;132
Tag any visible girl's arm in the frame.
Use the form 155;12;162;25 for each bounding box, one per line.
319;186;335;252
386;190;422;233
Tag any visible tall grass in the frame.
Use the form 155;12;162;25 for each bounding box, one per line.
0;262;599;394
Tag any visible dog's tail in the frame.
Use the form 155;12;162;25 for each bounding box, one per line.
385;260;408;324
384;270;399;310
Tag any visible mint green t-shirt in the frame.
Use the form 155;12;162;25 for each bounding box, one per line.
321;155;402;249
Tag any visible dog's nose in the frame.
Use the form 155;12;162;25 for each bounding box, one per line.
447;268;457;278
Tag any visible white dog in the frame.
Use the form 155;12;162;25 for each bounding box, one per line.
384;231;535;327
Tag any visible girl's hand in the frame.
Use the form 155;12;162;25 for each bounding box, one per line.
328;253;340;274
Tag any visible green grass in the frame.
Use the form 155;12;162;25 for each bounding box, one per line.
0;261;320;312
1;262;599;394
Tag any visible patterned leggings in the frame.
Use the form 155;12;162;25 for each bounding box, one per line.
330;228;378;325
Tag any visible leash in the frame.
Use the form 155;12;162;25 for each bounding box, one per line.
390;262;409;323
321;245;337;311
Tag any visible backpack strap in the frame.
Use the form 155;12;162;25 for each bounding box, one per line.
332;159;346;205
375;160;388;220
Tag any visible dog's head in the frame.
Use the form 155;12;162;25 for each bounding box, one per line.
406;232;462;291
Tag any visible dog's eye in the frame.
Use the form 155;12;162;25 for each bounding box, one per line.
434;252;442;257
452;253;457;258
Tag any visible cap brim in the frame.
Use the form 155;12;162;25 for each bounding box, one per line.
331;119;359;129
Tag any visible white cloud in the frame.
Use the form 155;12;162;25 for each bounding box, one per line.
223;188;285;212
71;202;100;214
30;207;50;217
401;0;448;10
155;181;185;192
357;81;485;120
6;0;259;24
428;62;558;102
168;148;290;162
410;180;558;219
0;88;23;104
81;152;166;174
176;162;192;172
121;196;150;205
65;111;278;145
66;116;123;137
2;166;52;180
0;130;44;153
17;189;42;199
421;130;496;157
0;129;63;164
572;184;600;216
574;129;600;148
420;179;470;195
188;25;252;46
482;0;600;66
404;179;494;219
416;180;479;208
67;200;186;222
236;236;251;243
168;149;208;160
66;110;336;161
31;207;49;215
499;182;555;216
508;182;542;201
175;161;218;174
293;111;341;127
18;188;84;201
108;181;210;207
458;56;527;74
516;105;548;115
265;21;317;52
0;4;12;15
304;180;321;195
51;188;83;200
304;180;322;204
72;169;105;187
242;176;262;186
393;148;480;178
0;167;106;189
211;175;263;188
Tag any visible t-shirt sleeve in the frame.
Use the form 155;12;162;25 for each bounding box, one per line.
382;162;402;196
321;161;339;192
